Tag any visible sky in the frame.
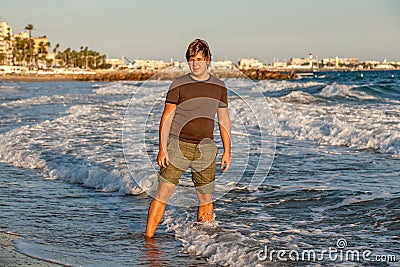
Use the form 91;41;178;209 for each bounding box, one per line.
1;0;399;63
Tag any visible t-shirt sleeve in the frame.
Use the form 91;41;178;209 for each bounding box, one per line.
218;83;228;108
165;81;179;104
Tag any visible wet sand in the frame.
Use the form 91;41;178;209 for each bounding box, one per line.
0;231;62;267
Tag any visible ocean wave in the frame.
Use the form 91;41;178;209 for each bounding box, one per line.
93;82;140;95
1;78;398;201
255;80;326;92
163;210;259;266
93;80;171;95
269;99;399;157
318;82;376;100
254;79;390;102
224;78;399;156
0;83;21;91
278;90;322;104
0;94;90;107
0;99;151;195
228;93;399;157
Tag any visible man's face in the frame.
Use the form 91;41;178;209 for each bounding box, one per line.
188;52;209;77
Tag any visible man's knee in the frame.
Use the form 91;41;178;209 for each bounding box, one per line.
155;181;176;202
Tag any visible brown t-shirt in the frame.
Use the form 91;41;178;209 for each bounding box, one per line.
165;73;228;144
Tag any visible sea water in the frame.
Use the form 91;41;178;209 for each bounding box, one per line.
0;71;399;266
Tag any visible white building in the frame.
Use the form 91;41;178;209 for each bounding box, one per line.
375;60;395;70
0;65;28;74
289;57;310;66
272;61;287;68
172;61;187;69
13;31;30;39
128;59;168;70
289;54;315;68
238;58;264;70
106;58;124;69
0;19;13;65
322;57;360;67
212;60;235;69
364;60;380;66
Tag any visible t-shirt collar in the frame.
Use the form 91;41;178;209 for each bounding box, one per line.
188;73;211;82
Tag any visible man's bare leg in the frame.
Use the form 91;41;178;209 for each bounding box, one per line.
145;181;176;237
196;190;213;222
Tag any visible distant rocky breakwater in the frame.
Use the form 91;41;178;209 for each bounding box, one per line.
0;68;297;82
77;69;297;81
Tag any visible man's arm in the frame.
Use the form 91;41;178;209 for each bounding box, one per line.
217;107;231;172
158;103;176;168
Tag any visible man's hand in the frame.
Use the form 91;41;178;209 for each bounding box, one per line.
220;152;231;172
157;149;170;168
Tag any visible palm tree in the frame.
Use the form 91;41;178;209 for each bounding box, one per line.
84;46;88;68
0;53;6;65
4;33;12;65
24;24;35;66
37;41;49;68
24;24;34;39
13;37;29;66
53;43;60;67
65;47;71;67
79;46;84;67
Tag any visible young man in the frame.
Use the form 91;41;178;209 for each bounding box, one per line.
145;39;231;238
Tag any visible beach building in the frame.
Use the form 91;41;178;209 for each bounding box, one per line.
172;61;187;69
238;58;264;70
106;58;124;69
0;19;13;65
33;36;51;68
321;57;339;68
340;58;359;66
272;61;287;68
32;36;50;55
375;60;396;70
13;31;51;67
13;31;30;40
212;60;235;69
321;57;360;68
289;57;310;67
288;54;316;68
364;60;380;69
128;59;168;70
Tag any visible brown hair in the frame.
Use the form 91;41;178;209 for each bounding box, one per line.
185;39;212;62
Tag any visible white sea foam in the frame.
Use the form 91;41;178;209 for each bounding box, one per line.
278;103;398;156
226;78;400;157
0;94;88;107
0;84;21;91
229;91;400;157
254;80;325;92
278;90;321;104
319;82;376;100
163;210;260;266
229;79;399;157
163;207;305;266
93;82;140;95
0;94;157;194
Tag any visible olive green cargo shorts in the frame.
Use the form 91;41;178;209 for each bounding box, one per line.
158;138;218;194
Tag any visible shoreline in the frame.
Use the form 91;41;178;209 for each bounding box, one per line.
0;231;63;267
